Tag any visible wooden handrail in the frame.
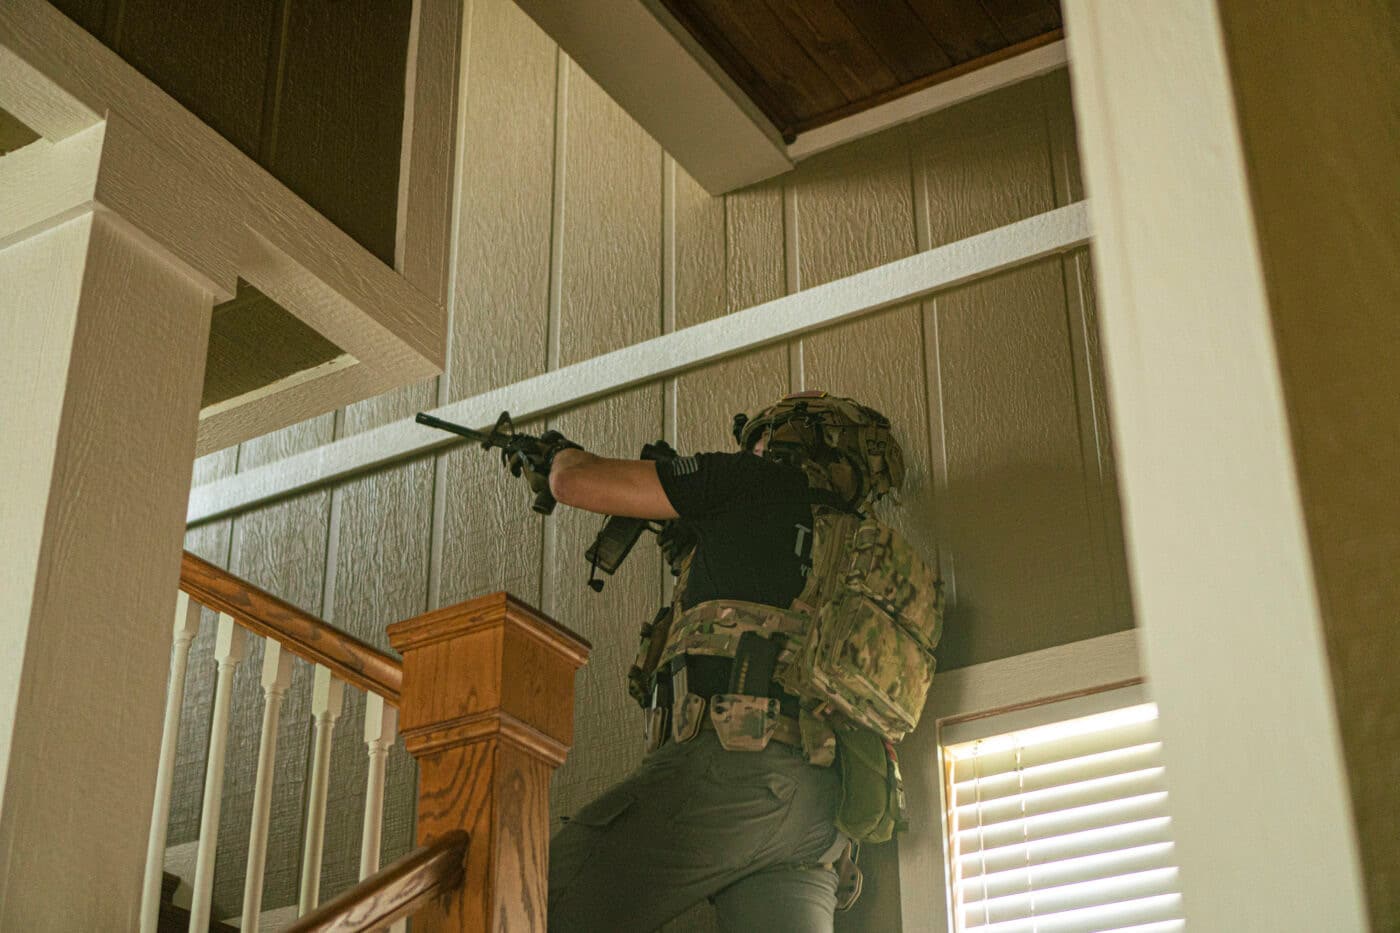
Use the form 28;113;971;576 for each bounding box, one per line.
283;830;470;932
180;550;403;705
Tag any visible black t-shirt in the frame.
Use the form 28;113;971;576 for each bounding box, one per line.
656;451;816;609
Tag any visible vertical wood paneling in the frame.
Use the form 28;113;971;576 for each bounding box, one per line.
663;163;789;933
206;492;331;915
788;127;923;933
912;76;1122;670
547;59;664;823
316;458;432;902
448;0;558;400
110;0;278;159
265;0;412;266
548;390;662;818
1045;71;1132;628
672;169;789;457
439;0;557;613
45;0;111;39
236;414;335;474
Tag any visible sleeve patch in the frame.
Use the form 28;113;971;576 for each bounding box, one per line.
670;455;700;476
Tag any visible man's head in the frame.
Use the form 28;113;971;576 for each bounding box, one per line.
732;391;904;508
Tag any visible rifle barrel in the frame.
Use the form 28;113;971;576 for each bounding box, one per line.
415;412;491;445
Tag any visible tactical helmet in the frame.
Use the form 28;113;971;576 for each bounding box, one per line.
732;391;904;507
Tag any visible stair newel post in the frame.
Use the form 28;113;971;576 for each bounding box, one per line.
241;640;296;930
140;591;205;933
190;613;248;931
360;692;399;879
388;592;590;933
299;666;345;915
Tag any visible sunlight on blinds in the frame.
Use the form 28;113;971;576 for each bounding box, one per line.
946;703;1186;933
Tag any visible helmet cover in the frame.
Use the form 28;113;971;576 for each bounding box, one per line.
733;391;904;507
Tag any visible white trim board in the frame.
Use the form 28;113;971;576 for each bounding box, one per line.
187;202;1090;524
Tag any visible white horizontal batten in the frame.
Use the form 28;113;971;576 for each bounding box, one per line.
954;742;1163;806
187;202;1091;524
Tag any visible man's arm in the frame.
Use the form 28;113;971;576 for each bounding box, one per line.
548;448;680;520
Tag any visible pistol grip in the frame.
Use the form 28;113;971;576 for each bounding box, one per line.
532;488;557;515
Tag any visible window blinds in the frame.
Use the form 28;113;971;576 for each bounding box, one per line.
945;702;1186;933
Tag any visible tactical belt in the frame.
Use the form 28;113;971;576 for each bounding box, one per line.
654;653;804;749
675;654;801;718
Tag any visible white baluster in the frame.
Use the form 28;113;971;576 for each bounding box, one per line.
299;666;344;915
139;591;204;933
189;613;247;931
240;641;296;931
359;693;399;879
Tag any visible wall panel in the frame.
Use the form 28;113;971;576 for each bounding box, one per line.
672;168;789;457
911;75;1127;671
111;0;277;159
788;126;924;933
438;0;558;614
547;60;665;823
265;0;412;266
209;491;333;915
175;65;1130;933
316;461;432;901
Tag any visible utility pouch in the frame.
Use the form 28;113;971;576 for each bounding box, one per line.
628;605;675;708
672;692;706;744
709;694;780;752
833;729;897;844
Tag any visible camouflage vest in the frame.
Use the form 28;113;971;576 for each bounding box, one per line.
634;507;943;760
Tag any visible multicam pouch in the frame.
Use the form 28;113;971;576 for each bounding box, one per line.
709;693;780;751
782;513;943;742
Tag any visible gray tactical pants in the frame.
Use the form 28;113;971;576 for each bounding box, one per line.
548;730;843;932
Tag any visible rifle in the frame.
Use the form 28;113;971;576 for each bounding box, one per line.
417;412;689;590
414;411;560;514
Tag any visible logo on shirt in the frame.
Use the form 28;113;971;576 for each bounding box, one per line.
670;455;700;476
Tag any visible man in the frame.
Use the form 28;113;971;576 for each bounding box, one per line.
526;392;933;933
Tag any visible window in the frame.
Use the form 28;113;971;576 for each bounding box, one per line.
942;686;1186;932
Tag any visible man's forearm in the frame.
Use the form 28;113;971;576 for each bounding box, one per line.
549;449;679;519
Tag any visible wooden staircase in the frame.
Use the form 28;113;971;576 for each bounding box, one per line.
143;553;591;931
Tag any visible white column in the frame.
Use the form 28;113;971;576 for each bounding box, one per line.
1058;1;1371;929
0;141;214;930
139;592;206;932
359;693;399;879
240;641;296;931
299;666;345;914
188;614;248;931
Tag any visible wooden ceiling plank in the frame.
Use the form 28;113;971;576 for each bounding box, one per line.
833;0;955;83
906;0;1009;63
980;0;1062;44
659;0;798;132
760;0;900;103
678;0;847;132
786;31;1064;136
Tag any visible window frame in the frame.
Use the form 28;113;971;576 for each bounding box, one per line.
896;629;1143;933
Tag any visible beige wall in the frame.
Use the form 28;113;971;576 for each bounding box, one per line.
1218;1;1400;924
175;0;1129;926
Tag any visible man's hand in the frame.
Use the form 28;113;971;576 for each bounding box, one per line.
505;430;582;499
